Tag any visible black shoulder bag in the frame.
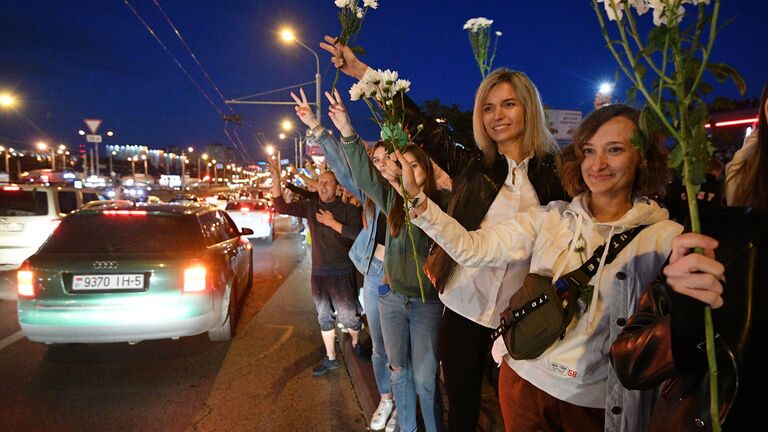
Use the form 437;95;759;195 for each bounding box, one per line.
490;225;645;360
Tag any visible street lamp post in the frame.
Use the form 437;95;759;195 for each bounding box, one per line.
131;156;137;177
280;28;321;124
141;154;148;177
0;146;9;174
109;151;116;176
201;153;209;179
212;159;218;183
37;142;54;170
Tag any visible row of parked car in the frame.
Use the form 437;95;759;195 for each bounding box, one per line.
1;183;277;345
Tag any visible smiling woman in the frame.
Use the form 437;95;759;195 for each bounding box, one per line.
395;104;682;432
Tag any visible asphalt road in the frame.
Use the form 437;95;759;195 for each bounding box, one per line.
0;217;367;432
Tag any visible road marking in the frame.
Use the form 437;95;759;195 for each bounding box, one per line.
0;330;24;351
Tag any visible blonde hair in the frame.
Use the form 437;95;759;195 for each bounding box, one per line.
472;69;558;167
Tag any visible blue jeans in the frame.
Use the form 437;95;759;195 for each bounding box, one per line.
378;289;444;432
363;258;391;395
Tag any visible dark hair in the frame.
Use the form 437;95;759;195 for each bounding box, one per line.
559;104;668;198
362;141;387;229
389;144;438;238
730;81;768;213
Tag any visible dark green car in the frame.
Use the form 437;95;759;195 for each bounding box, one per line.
17;203;253;343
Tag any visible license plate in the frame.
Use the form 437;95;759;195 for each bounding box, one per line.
0;222;23;232
72;274;145;291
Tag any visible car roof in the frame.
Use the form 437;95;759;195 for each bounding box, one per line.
73;202;216;217
4;184;101;193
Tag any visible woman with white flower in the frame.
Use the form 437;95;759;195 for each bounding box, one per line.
323;86;446;432
320;39;568;431
385;104;683;432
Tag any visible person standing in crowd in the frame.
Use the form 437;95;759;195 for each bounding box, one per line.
323;87;445;432
611;81;768;431
321;38;567;431
387;104;681;432
269;163;364;377
289;88;397;431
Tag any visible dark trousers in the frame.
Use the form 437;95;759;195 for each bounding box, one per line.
439;307;493;432
498;362;604;432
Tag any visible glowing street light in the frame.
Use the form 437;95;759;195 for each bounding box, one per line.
279;26;321;123
595;82;614;109
37;141;55;170
0;93;17;109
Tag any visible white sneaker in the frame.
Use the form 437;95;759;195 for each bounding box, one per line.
384;408;398;432
370;399;394;431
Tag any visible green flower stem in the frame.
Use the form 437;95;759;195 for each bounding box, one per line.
400;180;426;303
592;1;722;429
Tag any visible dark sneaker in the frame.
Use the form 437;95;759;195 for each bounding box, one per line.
352;343;372;362
312;356;341;376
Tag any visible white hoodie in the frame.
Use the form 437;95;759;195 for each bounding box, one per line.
412;193;683;432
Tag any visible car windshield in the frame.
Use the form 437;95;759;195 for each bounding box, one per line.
226;201;269;211
39;214;205;253
0;190;48;216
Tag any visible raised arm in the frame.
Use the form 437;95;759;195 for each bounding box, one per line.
290;88;364;201
320;36;477;177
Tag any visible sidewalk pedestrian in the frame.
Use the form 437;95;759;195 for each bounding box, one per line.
269;163;364;376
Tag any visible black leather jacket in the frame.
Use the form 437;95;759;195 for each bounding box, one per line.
611;207;766;431
399;94;568;292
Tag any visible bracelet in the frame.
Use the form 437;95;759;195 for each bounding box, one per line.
309;124;324;137
408;191;427;209
341;133;359;144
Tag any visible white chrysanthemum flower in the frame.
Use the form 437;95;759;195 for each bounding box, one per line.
393;79;411;93
363;83;378;99
356;10;363;18
602;0;625;21
362;68;382;86
628;0;650;15
463;17;493;31
379;69;399;85
363;0;378;9
349;81;367;101
334;0;351;8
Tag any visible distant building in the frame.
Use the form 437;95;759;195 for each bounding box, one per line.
545;109;582;147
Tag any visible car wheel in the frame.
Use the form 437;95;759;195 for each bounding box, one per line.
208;285;237;342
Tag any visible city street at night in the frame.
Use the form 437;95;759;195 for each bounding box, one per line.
0;218;366;432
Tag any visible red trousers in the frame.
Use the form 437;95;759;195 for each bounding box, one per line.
498;361;605;432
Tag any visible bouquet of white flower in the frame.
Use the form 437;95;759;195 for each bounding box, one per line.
349;69;429;301
331;0;379;90
593;1;745;429
463;17;502;78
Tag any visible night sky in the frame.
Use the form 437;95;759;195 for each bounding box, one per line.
2;0;766;164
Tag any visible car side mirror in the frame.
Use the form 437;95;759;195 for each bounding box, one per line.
241;227;254;236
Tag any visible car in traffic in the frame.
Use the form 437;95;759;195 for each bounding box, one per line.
17;203;253;344
168;194;200;205
225;199;274;242
0;184;105;270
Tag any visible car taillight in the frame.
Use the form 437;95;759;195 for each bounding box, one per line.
17;261;34;298
183;261;207;292
103;210;147;216
2;185;21;191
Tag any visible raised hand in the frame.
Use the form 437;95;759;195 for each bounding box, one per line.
319;35;369;80
290;88;320;129
325;88;355;138
380;150;421;198
663;233;725;309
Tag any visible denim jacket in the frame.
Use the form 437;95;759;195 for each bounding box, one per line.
310;126;383;277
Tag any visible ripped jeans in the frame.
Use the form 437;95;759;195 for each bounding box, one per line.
378;288;444;432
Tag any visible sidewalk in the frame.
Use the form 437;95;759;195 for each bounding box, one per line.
338;316;504;431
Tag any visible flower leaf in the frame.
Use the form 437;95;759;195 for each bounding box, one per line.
706;63;747;96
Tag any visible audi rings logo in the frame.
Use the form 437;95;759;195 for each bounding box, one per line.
93;260;119;270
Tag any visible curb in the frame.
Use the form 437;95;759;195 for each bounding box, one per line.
339;326;504;431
